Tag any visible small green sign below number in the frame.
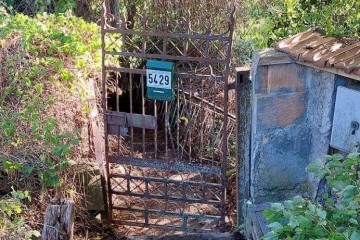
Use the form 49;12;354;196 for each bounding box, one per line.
146;60;175;101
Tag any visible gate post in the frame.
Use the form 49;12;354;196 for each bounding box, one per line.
235;67;251;227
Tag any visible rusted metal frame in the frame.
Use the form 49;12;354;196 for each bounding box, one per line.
102;0;235;231
130;71;134;157
104;28;231;41
110;190;221;205
219;5;236;231
188;78;192;163
145;179;150;225
141;17;147;159
169;38;185;56
111;221;215;233
101;1;111;223
108;156;222;175
113;206;221;221
110;174;222;188
147;37;163;54
104;50;226;64
165;102;169;157
105;66;225;80
141;73;146;157
176;77;181;160
154;100;158;159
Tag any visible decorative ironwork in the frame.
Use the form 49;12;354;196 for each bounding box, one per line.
101;0;236;232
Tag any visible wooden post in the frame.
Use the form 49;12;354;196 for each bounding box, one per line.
42;200;74;240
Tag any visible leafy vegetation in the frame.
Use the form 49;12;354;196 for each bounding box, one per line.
263;153;360;240
4;0;76;14
0;7;101;237
0;189;41;238
1;0;360;238
234;0;360;64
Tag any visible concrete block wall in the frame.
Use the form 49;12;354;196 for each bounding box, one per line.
250;49;345;204
243;49;358;239
250;50;342;204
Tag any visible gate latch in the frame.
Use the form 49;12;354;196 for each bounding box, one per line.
106;111;157;136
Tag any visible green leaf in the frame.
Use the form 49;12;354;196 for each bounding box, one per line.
349;218;358;225
263;231;279;240
339;185;357;199
292;196;305;205
284;200;294;210
25;230;41;238
288;215;299;228
312;226;326;237
263;209;275;220
23;166;34;175
268;222;283;231
347;152;360;159
351;231;360;240
316;208;327;220
271;203;284;212
306;160;326;177
332;154;344;161
297;215;311;227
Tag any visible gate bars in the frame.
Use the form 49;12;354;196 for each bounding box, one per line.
101;0;236;232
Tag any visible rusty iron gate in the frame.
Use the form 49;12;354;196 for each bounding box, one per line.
101;1;236;232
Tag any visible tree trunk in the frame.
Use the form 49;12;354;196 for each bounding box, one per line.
42;199;74;240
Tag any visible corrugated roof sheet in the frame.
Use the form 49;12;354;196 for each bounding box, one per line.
275;29;360;77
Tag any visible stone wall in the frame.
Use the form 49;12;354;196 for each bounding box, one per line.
249;49;343;204
243;49;360;239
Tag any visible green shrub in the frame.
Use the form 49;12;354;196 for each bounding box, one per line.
0;189;41;239
233;0;360;64
0;12;100;189
263;153;360;240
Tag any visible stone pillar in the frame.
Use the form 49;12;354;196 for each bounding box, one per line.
244;48;349;239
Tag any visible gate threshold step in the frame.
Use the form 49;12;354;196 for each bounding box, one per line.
128;232;243;240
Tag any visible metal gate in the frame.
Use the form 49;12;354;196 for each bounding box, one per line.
101;1;236;232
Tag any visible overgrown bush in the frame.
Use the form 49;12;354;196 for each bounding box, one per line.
233;0;360;65
263;153;360;240
3;0;76;14
0;10;101;237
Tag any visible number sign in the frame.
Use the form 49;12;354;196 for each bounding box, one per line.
146;69;172;90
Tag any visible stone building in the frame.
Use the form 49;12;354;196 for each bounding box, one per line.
244;29;360;239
